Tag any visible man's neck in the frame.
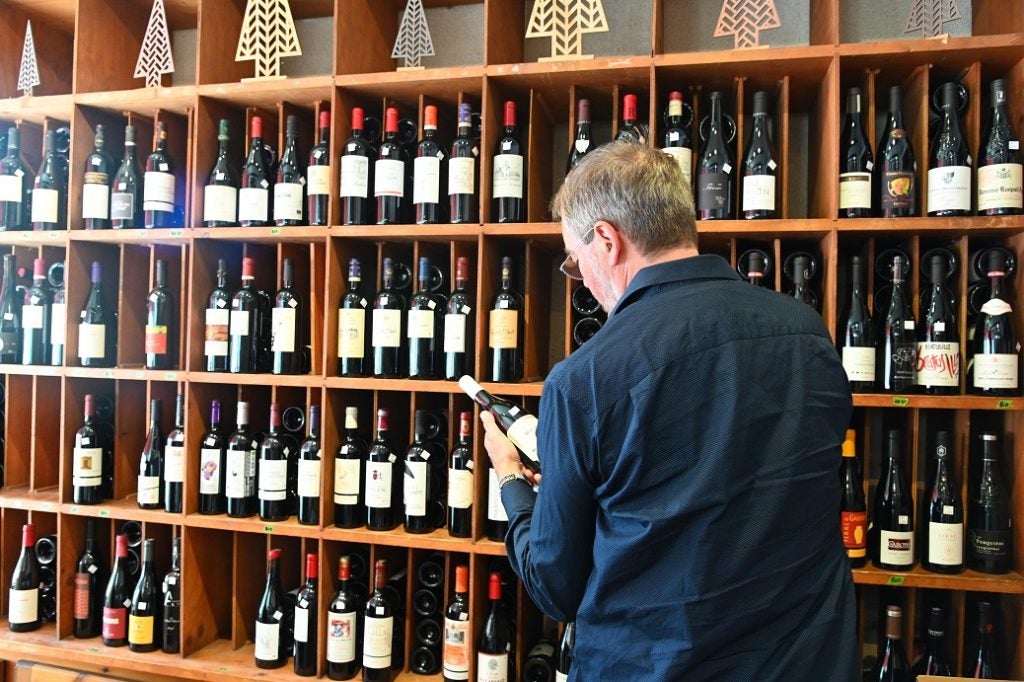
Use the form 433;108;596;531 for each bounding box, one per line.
620;245;699;288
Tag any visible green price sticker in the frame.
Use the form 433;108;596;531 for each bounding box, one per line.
892;397;910;407
99;509;109;517
41;502;52;510
48;231;60;239
217;667;229;673
170;229;183;237
270;227;282;235
137;230;149;238
164;372;176;380
70;506;79;513
19;233;29;240
886;575;905;586
264;525;274;533
102;370;113;378
997;400;1013;409
89;647;101;653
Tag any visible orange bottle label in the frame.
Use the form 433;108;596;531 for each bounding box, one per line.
145;325;168;354
841;510;867;557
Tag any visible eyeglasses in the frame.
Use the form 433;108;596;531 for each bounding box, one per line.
559;226;596;281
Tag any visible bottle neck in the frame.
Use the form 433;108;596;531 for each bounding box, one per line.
319;126;330;145
217;139;230;156
124;145;137;163
990;273;1005;299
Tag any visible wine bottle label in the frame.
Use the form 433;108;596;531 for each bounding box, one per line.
413;156;441;205
143;172;176;211
980;298;1012;316
110;192;135;221
742;174;775;212
444;313;467;353
662;147;693;186
128;613;155;645
927;166;971;213
165;444;185;483
879;529;914;566
506;414;540;464
340;155;370;198
448;468;473;509
977;163;1023;211
293;604;310;643
21;304;44;330
407;309;435;339
31;188;60;224
333;458;361;504
477;652;510;682
258;459;288;501
199;448;222;495
969;528;1011;561
489;309;518;349
371;308;402;348
838;172;872;209
297;458;321;497
928;520;964;566
8;587;39;625
307;165;331;196
697;171;730;212
363;615;394;669
138;475;161;504
374;159;406;197
238;187;269;221
144;325;168;355
443;617;471;679
492;155;524;199
273;182;304;222
0;175;23;202
229;310;251;337
840;510;867;557
556;672;569;682
74;446;104;487
205;308;230;356
881;170;915;213
51;304;66;345
842;346;876;382
271;307;297;352
973;354;1019;390
448;157;475;195
225;449;247;498
915;342;960;386
102;606;127;640
404;460;429;517
326;611;357;662
884;341;917;390
365;461;393;508
78;322;106;360
487;469;508;522
74;574;92;619
255;620;280;661
203;185;238;223
337;308;366;359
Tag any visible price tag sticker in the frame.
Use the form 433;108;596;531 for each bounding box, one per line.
170;229;183;237
139;601;148;610
264;525;274;533
892;397;910;407
271;227;281;235
103;370;113;378
123;598;132;608
89;647;101;653
299;598;308;609
217;667;229;673
99;509;110;517
997;400;1013;409
376;606;385;616
273;610;283;621
88;564;98;574
886;575;905;586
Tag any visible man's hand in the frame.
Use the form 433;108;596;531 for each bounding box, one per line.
480;412;542;487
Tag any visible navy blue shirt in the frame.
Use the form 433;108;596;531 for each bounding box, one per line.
501;254;858;681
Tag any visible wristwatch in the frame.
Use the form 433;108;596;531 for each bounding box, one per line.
497;472;527;490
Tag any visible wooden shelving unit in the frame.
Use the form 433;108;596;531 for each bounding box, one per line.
0;0;1021;679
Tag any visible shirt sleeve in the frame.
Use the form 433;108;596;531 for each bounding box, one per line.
500;384;597;622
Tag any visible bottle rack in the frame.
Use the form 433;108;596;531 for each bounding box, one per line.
0;0;1022;679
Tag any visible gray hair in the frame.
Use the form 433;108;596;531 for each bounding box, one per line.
551;141;697;254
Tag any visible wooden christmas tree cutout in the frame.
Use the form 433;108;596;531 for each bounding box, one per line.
18;20;40;96
392;0;435;70
135;0;175;88
714;0;781;49
235;0;302;80
526;0;609;62
906;0;962;38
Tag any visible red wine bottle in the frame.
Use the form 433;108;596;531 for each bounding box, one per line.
73;395;103;504
240;116;272;227
485;457;509;543
145;259;175;370
871;429;914;571
442;565;470;682
928;82;972;216
258;403;289;522
198;399;227;515
839;430;866;568
21;258;52;366
449;103;478;224
74;518;104;638
839;87;873;218
869;606;912;681
615;94;646;144
8;523;40;632
408;256;440;379
127;538;158;652
255;548;286;669
341;107;375;226
791;254;816;309
205;258;231;372
297;404;321;526
877;86;916;218
32;130;67;231
307;110;331;226
566;98;593;173
143;122;177;228
459;375;539;473
274;114;304;226
226;401;257;518
111;126;142;228
488;256;524;382
912;607;952;676
338;257;368;377
965;601;1001;677
364;559;395;682
229;257;261;373
372;258;406;378
334;406;366;529
102;534;130;646
78;261;114;368
878;255;917;393
662;91;693;188
444;256;473;380
404;410;433;534
840;256;875;391
376;107;410;225
971;249;1018;395
203;118;239;227
493;101;525;223
326;556;361;680
742;91;777;220
161;537;181;654
293;553;318;676
917;254;959;394
968;432;1012;574
366;408;400;531
272;257;305;375
0;253;19;362
163;393;185;513
0;127;33;231
477;572;512;681
978;78;1023;215
523;635;558;681
447;411;473;538
82;124;114;229
697;91;735;220
49;264;65;366
137;398;163;509
923;430;963;574
415;105;447;224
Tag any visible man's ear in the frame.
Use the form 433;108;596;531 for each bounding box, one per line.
593;220;624;266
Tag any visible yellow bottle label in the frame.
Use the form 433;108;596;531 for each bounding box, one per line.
489;309;518;350
128;613;154;645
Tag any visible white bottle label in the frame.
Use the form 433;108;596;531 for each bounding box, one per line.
238;187;269;221
164;444;185;483
203;185;238;223
337;308;366;358
78;323;106;360
143;172;175;211
839;172;872;210
977;163;1023;211
492;155;524;199
205;308;230;357
21;305;43;330
51;304;66;345
307;165;331;196
927;166;971;213
73;446;104;488
225;449;247;498
372;308;402;348
334;458;361;504
879;529;914;566
0;175;23;202
83;183;111;220
229;310;250;337
915;341;960;386
297;457;321;498
443;617;471;680
444;314;467;353
273;182;304;222
414;156;441;204
271;307;297;353
31;188;59;224
365;461;393;508
477;652;510;682
374;159;405;197
8;588;39;625
506;414;539;464
404;460;429;517
137;475;160;504
556;673;569;682
407;309;435;339
254;620;280;661
199;448;222;495
973;354;1019;390
488;469;508;522
448;157;475;195
980;298;1012;316
842;346;876;382
928;521;963;566
340;155;369;198
662;146;693;186
742;174;776;212
448;468;473;509
258;459;288;501
326;611;357;663
363;616;394;669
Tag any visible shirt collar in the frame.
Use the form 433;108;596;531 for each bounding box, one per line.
612;254;741;316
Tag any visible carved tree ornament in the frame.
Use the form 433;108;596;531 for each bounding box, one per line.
906;0;963;37
713;0;782;49
235;0;302;80
18;20;40;95
135;0;175;88
526;0;609;62
392;0;435;69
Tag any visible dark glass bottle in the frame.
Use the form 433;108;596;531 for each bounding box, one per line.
144;259;175;370
78;261;115;367
240;116;272;227
839;87;873;218
493;101;525;223
229;256;261;373
272;257;305;375
73;394;104;504
160;393;185;513
102;534;130;646
111;125;143;229
82;124;114;229
49;265;65;366
971;249;1018;395
137;398;164;510
338;257;368;377
912;607;953;676
198;399;227;515
341;107;375;226
489;256;525;382
8;523;40;632
364;559;395;682
697;91;735;220
839;430;867;568
0;128;33;231
444;256;473;380
840;255;876;391
415;105;448;224
32;130;67;231
743;250;768;287
449;102;478;224
326;556;361;680
869;605;912;682
366;408;400;531
791;254;816;309
334;406;366;529
127;539;158;652
615;93;646;144
274;114;304;226
924;430;964;574
403;410;433;534
978;78;1023;215
916;254;959;394
523;635;558;682
928;82;972;216
459;375;540;473
226;401;257;518
22;258;52;366
968;432;1013;574
877;86;917;218
203;118;239;227
878;255;917;393
0;253;21;362
204;258;231;372
965;601;1000;678
258;403;289;522
742;91;777;220
870;429;914;571
447;411;473;539
558;622;575;681
486;457;509;542
293;552;319;676
442;564;471;682
74;518;104;638
143;122;177;228
161;537;181;654
566;98;593;173
297;404;322;526
376;107;410;225
477;572;513;680
662;91;693;189
408;256;440;379
255;548;286;669
372;257;406;378
307;110;331;226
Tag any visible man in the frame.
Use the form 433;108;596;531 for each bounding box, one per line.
480;141;858;681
